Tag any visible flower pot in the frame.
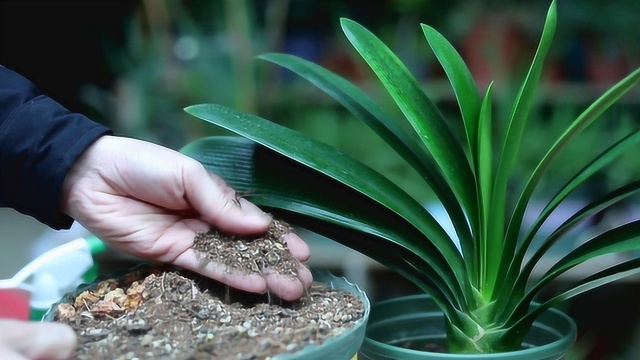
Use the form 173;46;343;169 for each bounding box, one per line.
278;270;371;360
358;294;576;360
44;265;370;360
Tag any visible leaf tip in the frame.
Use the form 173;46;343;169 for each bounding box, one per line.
420;23;436;34
546;0;558;28
340;17;362;34
184;104;210;116
339;17;353;25
257;53;278;62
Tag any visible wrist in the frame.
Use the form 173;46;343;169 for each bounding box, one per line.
60;135;112;216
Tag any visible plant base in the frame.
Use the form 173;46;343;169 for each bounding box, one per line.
359;294;576;360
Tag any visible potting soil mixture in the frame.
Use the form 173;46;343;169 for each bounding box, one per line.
53;220;365;359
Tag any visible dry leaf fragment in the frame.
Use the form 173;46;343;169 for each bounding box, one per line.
95;279;119;296
74;290;100;308
56;303;76;320
123;293;144;310
91;299;123;316
127;280;147;297
104;288;127;306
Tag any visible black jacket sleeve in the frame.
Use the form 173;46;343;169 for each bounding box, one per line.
0;66;112;229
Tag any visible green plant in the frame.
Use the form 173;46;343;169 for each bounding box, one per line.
180;0;640;354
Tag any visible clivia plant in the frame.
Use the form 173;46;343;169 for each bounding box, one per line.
181;0;640;354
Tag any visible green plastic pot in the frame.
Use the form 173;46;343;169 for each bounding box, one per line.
277;270;370;360
44;265;370;360
359;294;576;360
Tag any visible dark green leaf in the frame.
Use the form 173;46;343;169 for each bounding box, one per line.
258;52;473;250
476;83;494;288
489;0;556;296
524;220;640;307
422;24;481;163
183;106;473;303
508;131;640;286
498;68;640;297
181;136;469;317
497;180;640;321
512;258;640;329
340;18;479;231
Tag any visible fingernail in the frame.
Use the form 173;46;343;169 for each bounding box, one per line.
238;198;269;219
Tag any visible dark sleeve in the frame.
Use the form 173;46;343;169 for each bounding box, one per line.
0;66;112;229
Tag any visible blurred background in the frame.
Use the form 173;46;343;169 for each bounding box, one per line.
2;1;639;358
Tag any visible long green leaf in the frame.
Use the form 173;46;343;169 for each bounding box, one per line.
421;24;483;284
506;68;640;250
508;130;640;283
421;24;481;165
257;53;473;254
523;220;640;307
526;181;640;274
184;105;473;301
488;0;556;297
476;83;494;288
497;68;640;299
511;258;640;330
181;136;467;317
283;208;464;320
340;18;479;233
498;180;640;322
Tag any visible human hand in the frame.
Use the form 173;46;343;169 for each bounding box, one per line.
61;136;312;300
0;320;76;360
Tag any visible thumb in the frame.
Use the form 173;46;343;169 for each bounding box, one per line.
187;168;272;234
0;320;76;360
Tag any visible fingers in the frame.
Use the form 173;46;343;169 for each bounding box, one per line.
172;247;312;301
171;228;312;300
0;320;76;360
182;176;313;300
264;264;314;301
172;249;268;294
180;172;313;300
282;233;311;262
185;168;272;235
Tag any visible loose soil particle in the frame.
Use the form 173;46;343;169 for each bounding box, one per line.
192;219;300;278
53;220;365;360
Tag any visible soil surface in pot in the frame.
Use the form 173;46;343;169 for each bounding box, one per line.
53;220;365;359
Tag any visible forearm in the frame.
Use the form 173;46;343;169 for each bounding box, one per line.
0;66;111;229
